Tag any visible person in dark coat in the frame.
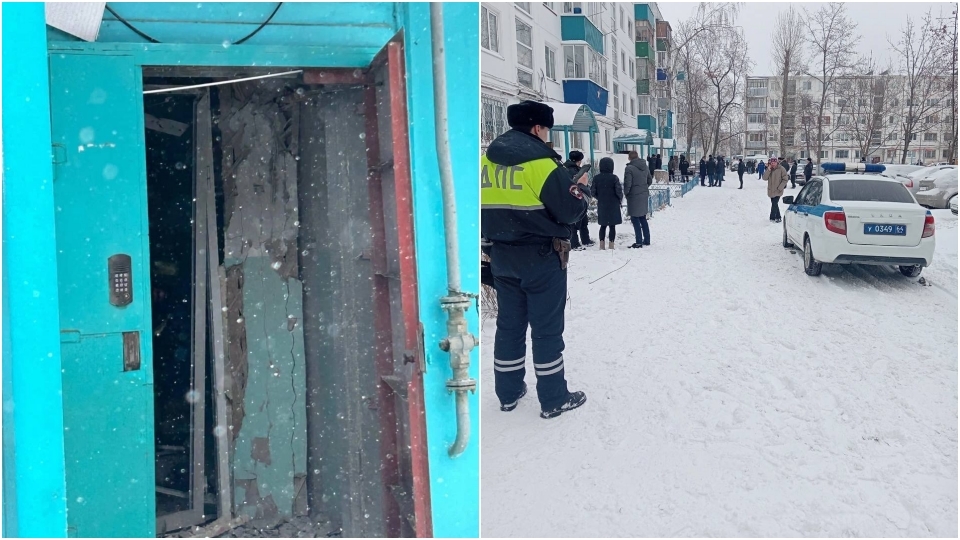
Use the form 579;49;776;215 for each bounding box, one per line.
647;154;656;173
655;153;663;172
623;151;651;248
563;150;594;250
803;157;813;184
706;155;716;187
789;159;798;188
668;156;678;182
679;154;690;182
592;157;623;250
716;155;726;187
699;157;707;186
737;158;746;189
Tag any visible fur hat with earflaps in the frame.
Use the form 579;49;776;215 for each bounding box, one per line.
507;100;555;130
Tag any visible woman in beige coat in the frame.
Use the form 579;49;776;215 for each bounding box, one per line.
763;158;790;222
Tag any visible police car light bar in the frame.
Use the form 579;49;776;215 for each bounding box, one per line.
820;162;886;173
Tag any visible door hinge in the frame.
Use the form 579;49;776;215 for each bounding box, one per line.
52;143;67;181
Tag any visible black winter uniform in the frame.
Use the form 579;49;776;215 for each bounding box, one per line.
563;159;593;248
481;129;587;411
699;159;707;186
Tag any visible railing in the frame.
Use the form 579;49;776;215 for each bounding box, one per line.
747;88;768;97
745;141;766;149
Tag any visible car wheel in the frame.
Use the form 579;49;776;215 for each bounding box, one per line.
899;265;922;278
782;220;794;248
803;236;822;276
947;194;957;210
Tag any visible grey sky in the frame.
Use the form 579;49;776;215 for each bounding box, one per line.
656;1;956;76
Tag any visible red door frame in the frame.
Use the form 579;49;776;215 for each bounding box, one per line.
304;32;432;538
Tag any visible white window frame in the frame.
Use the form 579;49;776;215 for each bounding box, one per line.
605;128;612;151
481;5;500;54
515;2;532;14
515;18;534;88
544;45;557;81
835;149;849;159
481;94;508;146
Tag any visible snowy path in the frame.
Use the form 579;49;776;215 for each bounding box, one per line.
480;176;958;537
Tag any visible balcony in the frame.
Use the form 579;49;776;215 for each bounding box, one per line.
745;140;766;150
561;15;604;54
746;106;767;114
562;79;608;116
636;40;650;58
637;78;650;95
747;88;768;97
747;123;766;132
638;114;657;132
656;38;669;52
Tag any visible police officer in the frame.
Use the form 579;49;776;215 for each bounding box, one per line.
481;100;588;419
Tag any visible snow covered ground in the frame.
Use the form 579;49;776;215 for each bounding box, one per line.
480;176;958;537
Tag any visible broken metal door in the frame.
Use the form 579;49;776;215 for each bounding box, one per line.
49;53;156;537
364;38;433;538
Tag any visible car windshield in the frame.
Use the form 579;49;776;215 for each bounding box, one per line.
829;180;915;203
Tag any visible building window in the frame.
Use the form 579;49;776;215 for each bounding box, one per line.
619;7;625;31
515;2;531;14
887;132;899;141
545;45;557;80
481;94;508;146
944;149;951;159
481;6;500;53
800;150;807;158
613;82;619;111
887;149;897;158
926;98;939;107
747;79;768;88
803;80;812;90
835;149;849;159
911;133;918;141
854;150;862;159
629;59;634;79
571;131;583;149
822;116;831;125
611;37;618;75
543;2;557;12
621;50;627;73
769;116;780;125
630;98;635;116
562;2;582;13
516;18;534;89
770;99;780;108
837;98;848;107
748;98;765;109
888;115;896;125
924;132;937;142
605;128;612;151
564;44;585;78
838;116;849;126
748;133;764;142
819;150;828;159
748;113;765;124
924;149;936;159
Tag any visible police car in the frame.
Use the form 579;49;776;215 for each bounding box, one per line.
781;162;936;277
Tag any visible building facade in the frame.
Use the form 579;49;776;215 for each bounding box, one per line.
745;74;955;164
481;2;681;163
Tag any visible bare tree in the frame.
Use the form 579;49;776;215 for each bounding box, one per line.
841;60;900;162
889;10;950;164
803;2;860;166
932;6;958;164
693;24;750;155
673;2;742;160
771;6;807;157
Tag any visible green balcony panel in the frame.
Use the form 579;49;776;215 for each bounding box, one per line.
637;78;650;95
657;38;668;52
638;114;657;132
635;41;649;58
634;4;657;27
560;15;604;54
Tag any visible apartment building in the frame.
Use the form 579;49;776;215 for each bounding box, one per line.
481;3;681;162
744;74;955;164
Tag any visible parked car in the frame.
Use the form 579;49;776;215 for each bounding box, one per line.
951;196;958;215
914;168;959;210
903;165;956;195
882;164;924;177
781;174;935;277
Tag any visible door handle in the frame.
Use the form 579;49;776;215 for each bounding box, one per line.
123;331;141;371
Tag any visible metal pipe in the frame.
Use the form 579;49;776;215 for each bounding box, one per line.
430;2;460;293
430;4;477;458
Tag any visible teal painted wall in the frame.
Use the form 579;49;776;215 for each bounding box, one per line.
560;14;604;54
1;2;69;537
4;2;479;536
401;3;480;537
